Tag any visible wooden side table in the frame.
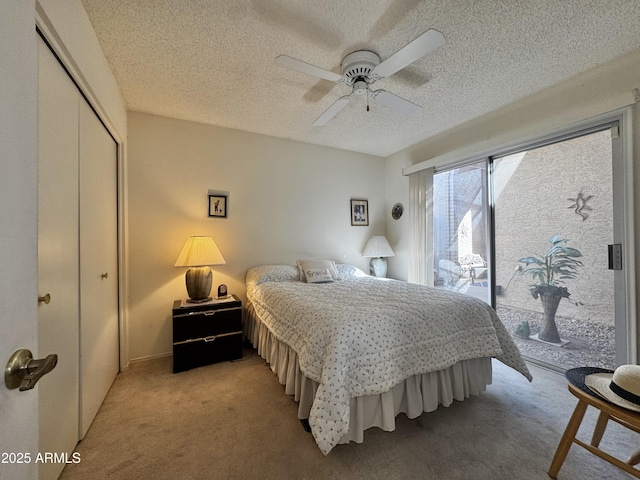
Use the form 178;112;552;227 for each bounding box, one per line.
172;295;242;373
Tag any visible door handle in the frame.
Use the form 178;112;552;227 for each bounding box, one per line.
38;293;51;304
608;244;623;270
4;349;58;391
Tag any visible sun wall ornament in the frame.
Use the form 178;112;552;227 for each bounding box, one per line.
567;190;593;221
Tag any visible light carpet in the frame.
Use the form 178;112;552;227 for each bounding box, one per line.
59;347;637;479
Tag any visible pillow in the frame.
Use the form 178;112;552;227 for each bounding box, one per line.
297;259;340;282
246;264;301;300
334;263;367;279
303;268;334;284
246;265;300;288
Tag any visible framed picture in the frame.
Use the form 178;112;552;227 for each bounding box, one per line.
350;199;368;226
208;194;228;218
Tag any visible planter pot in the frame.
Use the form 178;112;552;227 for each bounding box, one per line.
539;293;562;343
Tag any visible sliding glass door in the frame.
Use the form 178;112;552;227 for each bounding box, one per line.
429;118;630;371
494;127;618;370
433;161;490;305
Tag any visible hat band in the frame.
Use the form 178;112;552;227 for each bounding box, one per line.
610;381;640;406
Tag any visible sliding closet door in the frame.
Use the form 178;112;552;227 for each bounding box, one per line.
37;36;80;480
79;100;119;437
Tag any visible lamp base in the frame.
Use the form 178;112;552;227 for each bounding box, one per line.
369;257;388;277
185;266;213;303
186;296;212;304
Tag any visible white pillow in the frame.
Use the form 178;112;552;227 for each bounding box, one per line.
334;263;367;279
303;268;334;284
297;259;340;282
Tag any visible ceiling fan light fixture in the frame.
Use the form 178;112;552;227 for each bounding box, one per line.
341;50;381;85
353;80;368;95
275;28;445;126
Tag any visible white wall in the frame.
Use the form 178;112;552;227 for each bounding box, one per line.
384;154;411;280
127;112;384;361
385;48;640;284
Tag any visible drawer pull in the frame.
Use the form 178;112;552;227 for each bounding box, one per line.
176;305;241;319
173;330;242;346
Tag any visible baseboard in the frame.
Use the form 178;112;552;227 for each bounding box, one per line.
129;351;173;365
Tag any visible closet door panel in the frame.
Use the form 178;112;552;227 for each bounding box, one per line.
37;36;80;480
79;100;119;437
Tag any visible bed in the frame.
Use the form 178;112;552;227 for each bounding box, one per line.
244;262;531;454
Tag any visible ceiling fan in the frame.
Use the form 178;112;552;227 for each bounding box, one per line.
275;29;445;126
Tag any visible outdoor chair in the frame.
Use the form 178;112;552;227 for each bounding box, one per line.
458;253;488;284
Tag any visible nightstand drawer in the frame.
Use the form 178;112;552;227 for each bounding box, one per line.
171;296;243;373
173;332;242;373
173;306;242;343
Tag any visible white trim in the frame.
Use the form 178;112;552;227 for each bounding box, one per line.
35;2;126;143
128;352;173;366
620;106;637;363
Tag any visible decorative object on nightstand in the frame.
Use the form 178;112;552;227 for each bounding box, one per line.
172;295;242;373
174;236;226;303
362;236;395;277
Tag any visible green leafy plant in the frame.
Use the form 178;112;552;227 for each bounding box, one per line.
519;235;583;298
518;235;583;343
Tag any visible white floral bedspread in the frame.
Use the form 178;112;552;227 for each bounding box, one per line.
246;265;531;454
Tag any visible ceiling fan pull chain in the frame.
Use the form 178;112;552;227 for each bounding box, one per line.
367;89;370;112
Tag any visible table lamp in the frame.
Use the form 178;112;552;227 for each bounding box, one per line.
362;236;395;277
174;236;226;303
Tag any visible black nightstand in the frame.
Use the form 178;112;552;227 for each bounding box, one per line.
172;295;243;373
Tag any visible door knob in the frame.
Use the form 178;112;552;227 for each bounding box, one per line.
101;272;108;279
38;293;51;304
5;349;58;391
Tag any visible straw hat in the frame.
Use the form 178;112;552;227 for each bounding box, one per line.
583;365;640;413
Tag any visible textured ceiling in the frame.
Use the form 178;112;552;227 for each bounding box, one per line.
80;0;640;158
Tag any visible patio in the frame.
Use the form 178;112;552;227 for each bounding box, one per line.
497;305;616;371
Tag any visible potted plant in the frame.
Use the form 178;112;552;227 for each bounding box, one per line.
518;235;583;343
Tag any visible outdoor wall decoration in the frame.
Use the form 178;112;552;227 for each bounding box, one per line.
567;190;593;221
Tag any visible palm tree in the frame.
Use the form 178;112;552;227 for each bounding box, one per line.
518;235;583;343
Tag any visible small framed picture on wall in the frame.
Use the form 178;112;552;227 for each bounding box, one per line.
208;194;228;218
350;199;368;226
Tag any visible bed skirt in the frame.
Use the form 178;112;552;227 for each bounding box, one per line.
244;301;493;446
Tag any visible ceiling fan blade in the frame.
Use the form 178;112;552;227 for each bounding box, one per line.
313;96;351;126
371;90;422;117
371;29;445;79
275;55;343;83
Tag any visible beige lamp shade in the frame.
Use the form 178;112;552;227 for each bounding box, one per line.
174;236;226;267
362;236;395;258
175;236;226;303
